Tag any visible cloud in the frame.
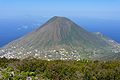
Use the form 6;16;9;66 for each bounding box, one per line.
17;25;28;30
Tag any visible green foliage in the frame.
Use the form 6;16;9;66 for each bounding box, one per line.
0;58;120;80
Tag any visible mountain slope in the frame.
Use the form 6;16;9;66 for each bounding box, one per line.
0;16;120;60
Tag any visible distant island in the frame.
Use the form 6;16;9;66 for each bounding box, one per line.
0;16;120;60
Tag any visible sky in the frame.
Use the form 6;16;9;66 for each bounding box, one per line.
0;0;120;19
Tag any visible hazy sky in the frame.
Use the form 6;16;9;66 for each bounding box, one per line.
0;0;120;19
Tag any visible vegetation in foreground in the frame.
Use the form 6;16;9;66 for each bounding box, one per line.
0;58;120;80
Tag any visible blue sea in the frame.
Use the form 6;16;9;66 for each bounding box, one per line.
0;17;120;47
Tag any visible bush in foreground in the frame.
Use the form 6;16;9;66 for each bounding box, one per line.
0;58;120;80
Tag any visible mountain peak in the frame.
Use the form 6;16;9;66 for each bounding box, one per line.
45;16;70;24
38;16;75;30
52;16;68;19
